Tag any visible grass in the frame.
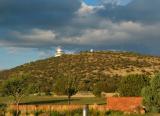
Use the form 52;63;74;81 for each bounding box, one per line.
128;113;160;116
0;96;106;105
0;96;159;116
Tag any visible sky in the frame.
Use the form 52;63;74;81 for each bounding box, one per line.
0;0;160;69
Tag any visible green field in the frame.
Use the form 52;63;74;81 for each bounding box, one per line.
0;96;106;105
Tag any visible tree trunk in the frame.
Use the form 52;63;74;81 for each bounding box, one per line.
68;95;71;105
16;102;19;116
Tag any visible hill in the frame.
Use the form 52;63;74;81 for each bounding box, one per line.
0;51;160;92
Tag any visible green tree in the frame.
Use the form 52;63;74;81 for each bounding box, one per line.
29;77;54;96
54;74;78;104
91;74;121;97
142;74;160;113
1;75;30;115
118;74;150;96
92;82;103;97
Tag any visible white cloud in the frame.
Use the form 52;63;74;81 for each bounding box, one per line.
0;0;160;55
0;39;15;47
77;2;104;16
59;20;160;54
12;29;57;43
1;20;160;54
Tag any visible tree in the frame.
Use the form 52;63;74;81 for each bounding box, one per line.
1;75;30;115
142;74;160;113
102;76;121;93
91;75;121;97
92;82;103;97
118;74;150;96
29;77;54;96
54;74;78;104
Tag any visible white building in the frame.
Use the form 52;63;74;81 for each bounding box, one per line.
55;46;64;57
90;49;94;52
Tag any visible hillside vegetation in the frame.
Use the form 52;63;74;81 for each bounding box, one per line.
0;51;160;92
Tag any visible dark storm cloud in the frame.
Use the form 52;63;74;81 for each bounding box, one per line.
1;0;160;55
0;0;81;48
98;0;160;23
0;0;81;29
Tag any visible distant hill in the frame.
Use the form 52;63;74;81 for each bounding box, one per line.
0;51;160;91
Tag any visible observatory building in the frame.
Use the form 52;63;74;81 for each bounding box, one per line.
55;46;64;57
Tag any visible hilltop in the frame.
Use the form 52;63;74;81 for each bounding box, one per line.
0;51;160;91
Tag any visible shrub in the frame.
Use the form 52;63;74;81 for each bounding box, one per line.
54;74;78;104
142;73;160;113
92;82;103;97
11;110;21;116
51;111;61;116
34;110;43;116
106;110;124;116
1;75;31;116
118;74;150;96
89;110;124;116
0;104;7;116
92;75;121;97
50;109;82;116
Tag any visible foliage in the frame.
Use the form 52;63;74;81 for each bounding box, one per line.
118;74;150;96
34;110;43;116
1;74;30;115
31;109;124;116
0;104;7;116
93;82;103;97
54;75;78;96
50;109;82;116
104;110;124;116
28;77;54;95
93;75;121;97
11;110;21;116
0;51;158;94
54;74;78;104
1;75;30;101
142;73;160;113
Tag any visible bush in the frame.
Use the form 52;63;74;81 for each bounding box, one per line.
89;110;124;116
142;74;160;113
118;74;150;96
34;110;43;116
106;110;124;116
11;110;21;116
92;76;121;97
51;111;61;116
92;82;103;97
0;104;7;116
50;109;82;116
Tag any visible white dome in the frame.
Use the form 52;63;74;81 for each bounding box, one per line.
55;46;64;57
56;47;62;52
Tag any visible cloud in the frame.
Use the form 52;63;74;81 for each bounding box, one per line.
12;29;57;43
77;2;104;16
56;20;160;54
0;0;81;29
0;29;58;48
97;0;160;23
0;0;160;55
3;20;159;54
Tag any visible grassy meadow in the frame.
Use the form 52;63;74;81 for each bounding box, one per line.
0;96;106;105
